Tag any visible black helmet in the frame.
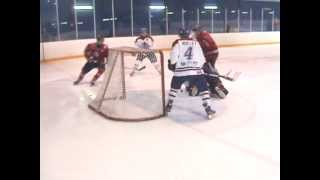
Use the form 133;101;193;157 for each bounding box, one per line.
178;28;190;38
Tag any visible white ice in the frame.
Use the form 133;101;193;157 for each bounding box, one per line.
40;44;280;180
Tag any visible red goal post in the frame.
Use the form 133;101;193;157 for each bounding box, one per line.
88;46;166;121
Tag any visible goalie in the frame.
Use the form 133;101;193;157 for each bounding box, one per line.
73;35;109;86
130;28;161;76
166;28;216;120
189;25;229;99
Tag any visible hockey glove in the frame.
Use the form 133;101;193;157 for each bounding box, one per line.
168;59;176;71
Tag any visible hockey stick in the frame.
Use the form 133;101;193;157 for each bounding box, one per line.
206;63;240;81
205;70;241;82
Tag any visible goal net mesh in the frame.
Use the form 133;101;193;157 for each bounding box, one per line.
89;47;165;121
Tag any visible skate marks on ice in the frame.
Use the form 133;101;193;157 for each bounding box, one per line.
41;80;100;131
167;91;256;135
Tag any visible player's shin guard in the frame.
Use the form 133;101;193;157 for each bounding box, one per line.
200;90;216;119
90;69;105;86
166;89;178;113
200;91;211;107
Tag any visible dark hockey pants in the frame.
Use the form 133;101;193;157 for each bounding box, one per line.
76;61;105;83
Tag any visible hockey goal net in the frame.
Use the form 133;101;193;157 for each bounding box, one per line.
88;46;166;121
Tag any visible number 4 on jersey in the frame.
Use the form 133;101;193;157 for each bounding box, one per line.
184;47;193;60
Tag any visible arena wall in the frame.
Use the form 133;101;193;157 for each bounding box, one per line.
40;32;280;62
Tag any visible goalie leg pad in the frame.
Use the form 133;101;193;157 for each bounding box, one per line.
205;75;222;87
147;52;157;63
188;85;199;96
208;80;229;99
192;75;210;94
136;52;147;62
186;75;209;96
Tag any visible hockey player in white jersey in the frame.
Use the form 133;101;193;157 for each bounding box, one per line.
166;28;216;119
129;28;161;76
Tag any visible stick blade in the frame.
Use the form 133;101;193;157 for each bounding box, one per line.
231;72;242;81
226;70;232;77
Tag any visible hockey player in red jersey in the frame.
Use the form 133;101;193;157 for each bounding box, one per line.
73;35;109;86
190;25;229;98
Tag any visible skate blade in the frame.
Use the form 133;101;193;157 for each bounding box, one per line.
217;91;226;99
137;66;146;71
207;113;216;120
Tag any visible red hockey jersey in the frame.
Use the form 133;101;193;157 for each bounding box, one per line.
196;31;219;58
84;43;109;64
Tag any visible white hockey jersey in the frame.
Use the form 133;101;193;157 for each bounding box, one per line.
170;39;206;77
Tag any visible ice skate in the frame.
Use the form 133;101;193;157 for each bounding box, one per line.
205;106;216;120
165;103;172;113
90;81;95;87
129;71;135;77
73;80;80;85
215;86;226;99
165;100;173;114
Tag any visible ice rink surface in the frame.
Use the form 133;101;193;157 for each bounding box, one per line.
40;44;280;180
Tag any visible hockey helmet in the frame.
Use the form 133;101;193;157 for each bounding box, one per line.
178;28;190;38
